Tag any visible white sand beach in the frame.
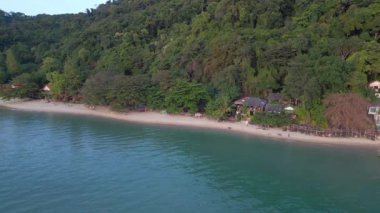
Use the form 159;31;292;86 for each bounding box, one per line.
1;99;379;147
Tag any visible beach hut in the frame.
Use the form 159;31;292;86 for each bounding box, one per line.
234;97;267;114
42;83;52;92
264;104;283;113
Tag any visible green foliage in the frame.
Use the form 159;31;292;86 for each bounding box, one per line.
346;70;369;96
251;112;293;127
61;58;83;98
293;3;321;28
82;72;151;110
40;57;61;74
0;69;8;84
205;94;232;120
82;72;114;105
107;75;151;110
45;58;83;101
147;87;165;110
164;80;210;113
0;0;379;124
5;48;21;75
294;104;328;128
46;72;64;99
210;65;241;95
9;73;39;98
192;12;210;34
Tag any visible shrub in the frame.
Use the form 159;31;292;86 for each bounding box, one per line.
205;94;232;120
295;104;328;128
164;80;209;113
251;112;293;127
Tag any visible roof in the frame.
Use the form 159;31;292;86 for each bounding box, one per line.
265;104;283;112
42;83;53;90
234;97;267;107
369;101;380;107
284;106;294;111
369;81;380;87
267;93;283;101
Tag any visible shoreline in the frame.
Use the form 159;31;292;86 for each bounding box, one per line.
1;99;380;147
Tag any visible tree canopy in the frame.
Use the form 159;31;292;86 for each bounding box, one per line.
0;0;379;122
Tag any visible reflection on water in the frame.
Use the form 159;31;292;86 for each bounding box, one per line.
0;109;379;212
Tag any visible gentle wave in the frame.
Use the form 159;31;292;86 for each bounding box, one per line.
0;109;379;212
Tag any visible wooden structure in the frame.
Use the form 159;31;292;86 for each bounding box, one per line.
288;124;377;141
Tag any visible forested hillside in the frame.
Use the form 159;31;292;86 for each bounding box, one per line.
0;0;379;127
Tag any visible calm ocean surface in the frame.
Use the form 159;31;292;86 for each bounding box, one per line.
0;108;379;213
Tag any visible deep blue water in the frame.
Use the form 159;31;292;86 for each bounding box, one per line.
0;108;380;212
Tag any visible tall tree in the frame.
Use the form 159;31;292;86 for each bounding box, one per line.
5;48;21;75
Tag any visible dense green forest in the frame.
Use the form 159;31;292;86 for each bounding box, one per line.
0;0;379;129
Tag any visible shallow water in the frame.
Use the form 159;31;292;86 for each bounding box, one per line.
0;108;379;212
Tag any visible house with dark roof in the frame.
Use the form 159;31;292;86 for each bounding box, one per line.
234;97;267;115
264;104;283;113
267;93;283;103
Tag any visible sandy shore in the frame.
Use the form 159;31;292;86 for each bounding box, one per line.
1;99;380;147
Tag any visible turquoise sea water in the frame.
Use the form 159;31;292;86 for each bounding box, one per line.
0;108;379;213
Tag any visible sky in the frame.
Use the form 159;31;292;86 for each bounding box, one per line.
0;0;108;16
